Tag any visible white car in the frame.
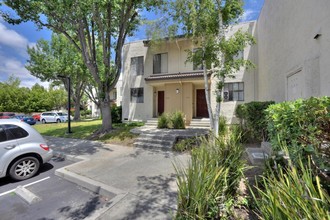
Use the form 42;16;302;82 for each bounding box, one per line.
40;112;67;123
57;112;73;121
0;119;53;180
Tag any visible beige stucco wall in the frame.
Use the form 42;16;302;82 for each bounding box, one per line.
122;38;207;122
122;41;152;121
210;21;258;123
122;21;258;123
257;0;330;102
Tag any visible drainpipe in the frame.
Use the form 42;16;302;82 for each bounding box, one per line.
176;39;183;113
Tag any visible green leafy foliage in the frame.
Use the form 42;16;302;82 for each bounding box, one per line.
157;111;186;129
235;101;275;142
251;156;330;220
266;97;330;172
174;128;246;219
111;105;122;123
173;137;201;152
0;76;66;113
170;111;186;129
157;114;169;129
2;0;163;132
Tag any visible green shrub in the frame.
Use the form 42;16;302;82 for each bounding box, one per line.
157;113;168;128
81;109;92;117
173;137;200;152
157;111;185;129
235;101;275;142
111;105;122;123
174;130;246;219
170;111;185;129
218;115;227;136
251;156;330;219
266;97;330;171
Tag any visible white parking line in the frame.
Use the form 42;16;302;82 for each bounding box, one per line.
0;176;50;197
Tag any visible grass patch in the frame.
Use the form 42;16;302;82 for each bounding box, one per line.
34;120;143;145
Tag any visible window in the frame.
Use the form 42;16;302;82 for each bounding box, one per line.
224;82;244;101
4;124;29;140
131;88;144;103
130;56;144;75
193;48;203;70
113;91;117;100
0;126;6;142
153;53;168;74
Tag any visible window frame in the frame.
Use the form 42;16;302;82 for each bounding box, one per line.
224;82;244;101
130;87;144;103
153;53;168;74
130;56;144;76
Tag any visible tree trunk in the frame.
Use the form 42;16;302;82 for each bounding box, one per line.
73;100;81;120
99;92;112;132
213;6;225;137
201;36;214;131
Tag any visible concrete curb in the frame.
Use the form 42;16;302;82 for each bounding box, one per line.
55;154;128;219
15;185;41;204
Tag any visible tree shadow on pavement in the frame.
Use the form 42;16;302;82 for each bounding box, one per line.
44;136;113;156
123;174;177;219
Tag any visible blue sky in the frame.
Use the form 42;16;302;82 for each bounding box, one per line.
0;0;264;88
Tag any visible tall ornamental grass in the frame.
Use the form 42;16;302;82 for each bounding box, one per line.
174;127;246;219
251;154;330;219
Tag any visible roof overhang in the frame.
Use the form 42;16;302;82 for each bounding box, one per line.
145;71;211;82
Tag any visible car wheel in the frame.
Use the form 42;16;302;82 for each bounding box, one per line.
56;119;61;123
42;119;46;124
9;157;40;181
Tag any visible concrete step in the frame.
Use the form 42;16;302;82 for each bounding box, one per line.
134;137;174;145
133;142;173;151
189;118;211;128
245;147;269;165
139;133;176;140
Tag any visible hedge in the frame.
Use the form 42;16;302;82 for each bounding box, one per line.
235;101;275;142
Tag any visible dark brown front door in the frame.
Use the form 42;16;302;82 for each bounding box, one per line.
158;91;164;115
196;89;209;118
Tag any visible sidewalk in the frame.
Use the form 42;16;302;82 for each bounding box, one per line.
45;136;190;220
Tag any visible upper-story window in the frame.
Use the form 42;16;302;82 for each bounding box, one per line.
130;88;144;103
223;82;244;101
130;56;144;75
193;48;203;70
153;53;168;74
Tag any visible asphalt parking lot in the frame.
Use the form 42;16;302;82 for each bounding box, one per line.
0;156;112;220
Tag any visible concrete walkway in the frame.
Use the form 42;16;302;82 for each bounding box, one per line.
45;136;190;220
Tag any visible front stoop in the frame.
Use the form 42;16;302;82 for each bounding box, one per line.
131;127;209;151
133;133;177;151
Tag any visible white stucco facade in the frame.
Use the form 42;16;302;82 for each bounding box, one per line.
122;21;257;123
257;0;330;102
121;0;330;124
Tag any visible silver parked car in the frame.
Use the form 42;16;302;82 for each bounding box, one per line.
0;119;53;180
40;112;67;123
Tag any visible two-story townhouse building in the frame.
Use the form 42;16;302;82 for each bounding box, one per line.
122;0;330;125
122;21;257;124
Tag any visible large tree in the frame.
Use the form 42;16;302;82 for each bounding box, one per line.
171;0;255;136
26;33;90;120
2;0;163;132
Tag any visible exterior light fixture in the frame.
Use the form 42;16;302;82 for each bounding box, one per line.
176;88;180;94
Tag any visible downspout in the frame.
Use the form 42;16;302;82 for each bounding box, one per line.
176;39;183;113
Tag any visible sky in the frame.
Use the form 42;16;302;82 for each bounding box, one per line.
0;0;264;88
